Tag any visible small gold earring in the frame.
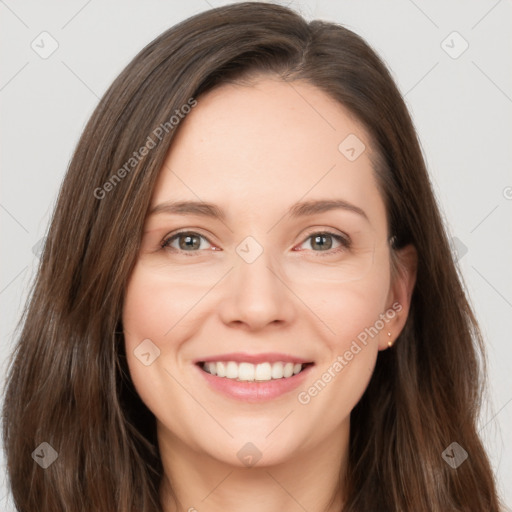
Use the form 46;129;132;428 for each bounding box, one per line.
387;332;393;348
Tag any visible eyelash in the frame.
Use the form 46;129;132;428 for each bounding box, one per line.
160;230;352;257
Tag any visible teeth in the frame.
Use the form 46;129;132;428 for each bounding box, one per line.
255;362;271;381
206;362;217;376
271;362;284;379
226;361;238;379
216;361;226;377
283;362;294;378
202;361;306;381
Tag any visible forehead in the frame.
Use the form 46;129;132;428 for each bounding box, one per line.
151;77;387;232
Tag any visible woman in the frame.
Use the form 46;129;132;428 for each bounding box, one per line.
2;2;505;511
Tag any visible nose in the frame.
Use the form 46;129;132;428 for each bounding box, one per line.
217;250;296;331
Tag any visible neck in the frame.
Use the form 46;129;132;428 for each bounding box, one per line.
158;421;349;512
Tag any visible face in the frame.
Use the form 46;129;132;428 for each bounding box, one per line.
122;77;410;468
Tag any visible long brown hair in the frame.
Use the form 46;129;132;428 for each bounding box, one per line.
2;2;504;511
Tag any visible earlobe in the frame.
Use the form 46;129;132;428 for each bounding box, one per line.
379;243;418;351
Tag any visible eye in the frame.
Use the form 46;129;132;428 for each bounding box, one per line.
296;231;351;255
161;229;351;256
161;231;214;254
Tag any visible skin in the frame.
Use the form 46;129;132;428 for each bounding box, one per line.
122;76;417;512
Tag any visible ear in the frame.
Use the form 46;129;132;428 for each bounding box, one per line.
378;243;418;351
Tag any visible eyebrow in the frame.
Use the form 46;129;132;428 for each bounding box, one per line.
149;199;369;222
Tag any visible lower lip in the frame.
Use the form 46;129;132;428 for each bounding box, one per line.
196;364;313;402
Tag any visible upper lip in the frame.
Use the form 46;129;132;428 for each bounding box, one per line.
195;352;313;365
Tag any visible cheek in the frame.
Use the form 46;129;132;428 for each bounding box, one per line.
121;264;191;403
291;267;390;433
121;264;210;439
314;283;386;385
122;262;212;346
331;287;388;349
304;260;391;352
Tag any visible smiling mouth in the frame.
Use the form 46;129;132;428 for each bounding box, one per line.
198;361;314;382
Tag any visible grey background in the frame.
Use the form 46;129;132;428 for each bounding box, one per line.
1;0;511;509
